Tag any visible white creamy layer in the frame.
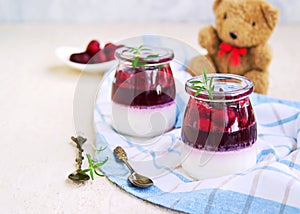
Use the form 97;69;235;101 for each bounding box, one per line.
181;143;256;180
111;101;176;137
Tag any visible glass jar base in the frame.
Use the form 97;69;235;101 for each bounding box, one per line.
111;101;176;138
181;142;257;180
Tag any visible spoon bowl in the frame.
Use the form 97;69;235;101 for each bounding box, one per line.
68;171;90;183
128;172;153;188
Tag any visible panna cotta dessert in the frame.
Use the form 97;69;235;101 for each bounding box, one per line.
181;74;257;180
111;45;176;137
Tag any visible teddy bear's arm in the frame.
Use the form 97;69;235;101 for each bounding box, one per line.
244;44;272;94
250;44;272;69
244;70;269;94
199;25;221;55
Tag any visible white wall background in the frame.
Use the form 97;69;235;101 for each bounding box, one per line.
0;0;299;24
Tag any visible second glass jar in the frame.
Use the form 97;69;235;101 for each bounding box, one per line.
181;74;257;180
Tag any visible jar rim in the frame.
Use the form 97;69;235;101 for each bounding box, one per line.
185;74;254;102
115;45;174;65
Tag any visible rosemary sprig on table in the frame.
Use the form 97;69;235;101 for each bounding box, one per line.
81;147;108;180
189;67;215;99
127;45;159;68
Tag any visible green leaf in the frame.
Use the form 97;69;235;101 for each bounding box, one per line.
132;57;139;68
81;168;90;173
87;154;93;166
94;169;105;177
145;54;159;58
194;88;203;97
203;68;208;82
190;80;203;84
208;90;213;100
96;146;107;153
209;77;213;89
155;65;164;70
89;169;94;180
190;85;201;89
136;61;147;67
191;86;205;92
140;48;151;51
203;67;207;76
92;156;108;168
93;159;108;169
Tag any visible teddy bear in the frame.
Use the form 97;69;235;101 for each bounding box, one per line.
188;0;279;94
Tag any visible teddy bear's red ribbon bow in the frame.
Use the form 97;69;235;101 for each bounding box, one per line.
218;42;247;66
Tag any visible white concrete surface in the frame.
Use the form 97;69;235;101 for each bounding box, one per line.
0;23;299;213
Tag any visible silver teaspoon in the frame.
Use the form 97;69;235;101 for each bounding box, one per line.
68;136;90;183
114;146;153;188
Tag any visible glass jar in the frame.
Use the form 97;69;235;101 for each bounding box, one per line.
111;45;176;137
181;74;257;180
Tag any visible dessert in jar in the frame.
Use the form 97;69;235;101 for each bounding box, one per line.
181;73;257;180
111;45;176;137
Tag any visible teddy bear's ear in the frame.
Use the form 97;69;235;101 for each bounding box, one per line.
260;2;279;30
213;0;223;12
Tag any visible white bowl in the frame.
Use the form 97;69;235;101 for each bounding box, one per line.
55;46;117;73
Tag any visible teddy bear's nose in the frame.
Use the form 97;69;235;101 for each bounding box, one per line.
229;32;238;40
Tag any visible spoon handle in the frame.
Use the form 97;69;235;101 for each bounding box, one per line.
114;146;134;172
71;136;87;171
71;136;87;148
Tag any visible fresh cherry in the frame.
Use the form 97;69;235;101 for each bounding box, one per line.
198;118;211;132
104;42;113;48
86;40;100;56
90;51;107;63
70;52;91;64
104;44;123;61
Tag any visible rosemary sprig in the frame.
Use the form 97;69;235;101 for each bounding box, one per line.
80;149;108;180
190;67;215;99
127;45;159;68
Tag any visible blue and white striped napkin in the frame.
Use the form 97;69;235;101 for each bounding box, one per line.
94;68;300;214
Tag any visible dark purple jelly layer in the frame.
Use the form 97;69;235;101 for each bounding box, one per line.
111;65;176;106
181;122;257;151
112;84;175;106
